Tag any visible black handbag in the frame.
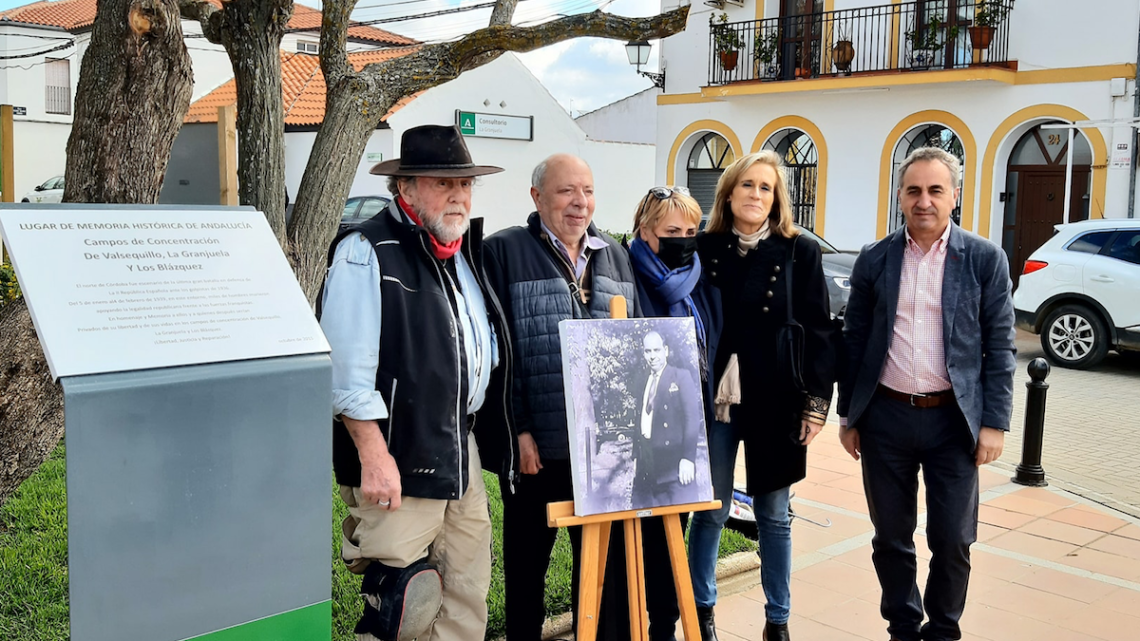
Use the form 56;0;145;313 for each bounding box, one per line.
775;236;806;396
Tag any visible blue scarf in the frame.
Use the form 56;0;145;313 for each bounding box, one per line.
629;237;708;377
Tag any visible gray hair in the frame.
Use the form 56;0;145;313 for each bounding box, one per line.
386;176;406;197
897;146;961;190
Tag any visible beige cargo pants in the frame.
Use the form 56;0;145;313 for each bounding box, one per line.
340;432;492;641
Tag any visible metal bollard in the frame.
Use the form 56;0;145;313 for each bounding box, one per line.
1013;358;1050;487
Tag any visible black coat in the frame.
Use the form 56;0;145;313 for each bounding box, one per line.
698;231;836;495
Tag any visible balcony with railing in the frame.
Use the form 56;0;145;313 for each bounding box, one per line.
707;0;1015;87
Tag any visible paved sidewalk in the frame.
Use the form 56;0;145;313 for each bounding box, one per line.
999;330;1140;518
709;426;1140;641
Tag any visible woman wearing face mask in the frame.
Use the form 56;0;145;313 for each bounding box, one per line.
605;186;722;641
688;152;835;641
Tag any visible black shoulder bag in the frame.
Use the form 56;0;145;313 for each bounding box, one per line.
775;235;806;396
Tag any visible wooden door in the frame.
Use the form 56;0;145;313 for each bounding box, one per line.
780;0;822;79
1010;168;1091;283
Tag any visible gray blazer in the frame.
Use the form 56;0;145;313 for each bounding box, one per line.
837;224;1017;441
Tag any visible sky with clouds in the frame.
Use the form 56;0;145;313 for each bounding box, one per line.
0;0;664;116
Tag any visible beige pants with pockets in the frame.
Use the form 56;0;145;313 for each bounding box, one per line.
340;432;492;641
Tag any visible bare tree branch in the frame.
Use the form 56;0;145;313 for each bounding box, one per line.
488;0;519;27
178;0;223;43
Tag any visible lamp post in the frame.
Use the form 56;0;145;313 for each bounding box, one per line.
625;39;665;89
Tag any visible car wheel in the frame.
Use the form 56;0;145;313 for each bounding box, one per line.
1040;304;1109;370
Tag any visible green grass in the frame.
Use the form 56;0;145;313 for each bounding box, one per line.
2;444;755;641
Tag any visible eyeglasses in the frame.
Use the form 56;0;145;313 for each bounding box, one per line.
647;185;690;199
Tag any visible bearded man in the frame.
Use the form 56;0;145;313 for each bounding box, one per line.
319;124;517;641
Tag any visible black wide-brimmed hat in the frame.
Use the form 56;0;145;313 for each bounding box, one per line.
370;124;504;177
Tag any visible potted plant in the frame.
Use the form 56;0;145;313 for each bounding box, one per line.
906;15;958;70
711;13;743;71
832;20;854;74
969;1;1009;50
753;27;780;79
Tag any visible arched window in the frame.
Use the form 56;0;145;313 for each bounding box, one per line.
763;128;819;230
687;133;736;219
889;124;965;232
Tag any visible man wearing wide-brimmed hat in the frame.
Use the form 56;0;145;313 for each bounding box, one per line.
319;124;517;641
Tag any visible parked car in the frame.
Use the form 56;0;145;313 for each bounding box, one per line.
797;225;854;323
339;195;391;231
21;176;65;203
1013;219;1140;369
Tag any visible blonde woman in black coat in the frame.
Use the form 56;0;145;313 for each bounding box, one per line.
687;151;835;641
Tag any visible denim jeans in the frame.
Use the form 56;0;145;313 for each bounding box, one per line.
688;420;793;624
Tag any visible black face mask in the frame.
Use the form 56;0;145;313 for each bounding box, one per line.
656;236;698;270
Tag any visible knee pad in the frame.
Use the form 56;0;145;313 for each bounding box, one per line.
355;558;442;641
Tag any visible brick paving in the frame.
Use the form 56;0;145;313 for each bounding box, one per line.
999;330;1140;518
708;428;1140;641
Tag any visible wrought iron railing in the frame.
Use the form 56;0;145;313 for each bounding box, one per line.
708;0;1015;86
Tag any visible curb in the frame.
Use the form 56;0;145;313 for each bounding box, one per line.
536;550;760;641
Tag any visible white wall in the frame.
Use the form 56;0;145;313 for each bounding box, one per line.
284;128;395;201
182;21;238;101
0;24;80;125
575;89;658;144
10;121;70;200
387;53;655;235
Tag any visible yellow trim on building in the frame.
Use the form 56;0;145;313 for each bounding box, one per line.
665;120;744;186
890;0;902;68
978;105;1109;239
657;64;1137;105
750;116;830;236
876;111;979;239
755;0;764;22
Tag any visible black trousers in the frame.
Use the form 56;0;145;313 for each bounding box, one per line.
858;394;979;641
500;458;628;641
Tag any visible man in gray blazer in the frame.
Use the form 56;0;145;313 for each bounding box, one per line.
837;147;1016;641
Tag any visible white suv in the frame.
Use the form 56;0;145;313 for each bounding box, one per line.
1013;219;1140;369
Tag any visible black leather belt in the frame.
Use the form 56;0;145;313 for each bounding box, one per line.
877;384;955;408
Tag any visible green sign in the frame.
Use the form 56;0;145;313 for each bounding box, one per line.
455;110;532;141
458;112;477;136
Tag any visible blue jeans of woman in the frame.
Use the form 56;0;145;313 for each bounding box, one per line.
688;419;793;625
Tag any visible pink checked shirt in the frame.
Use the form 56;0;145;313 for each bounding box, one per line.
879;224;953;394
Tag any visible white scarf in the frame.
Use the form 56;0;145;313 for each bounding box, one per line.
732;220;771;257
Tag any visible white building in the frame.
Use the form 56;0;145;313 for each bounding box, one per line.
654;0;1139;276
0;0;413;200
179;51;655;235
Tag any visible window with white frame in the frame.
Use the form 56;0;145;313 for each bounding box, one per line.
45;58;71;115
296;40;319;54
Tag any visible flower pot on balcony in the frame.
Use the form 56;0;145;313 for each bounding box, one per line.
754;58;779;80
794;66;812;79
910;50;935;70
968;25;994;50
833;40;854;74
719;50;739;71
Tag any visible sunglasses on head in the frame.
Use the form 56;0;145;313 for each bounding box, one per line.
647;185;691;199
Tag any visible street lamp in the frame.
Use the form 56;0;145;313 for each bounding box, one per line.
625;39;665;89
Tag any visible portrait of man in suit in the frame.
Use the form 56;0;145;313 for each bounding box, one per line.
631;330;704;509
837;147;1017;641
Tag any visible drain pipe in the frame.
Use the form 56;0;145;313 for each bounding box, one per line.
1129;18;1139;218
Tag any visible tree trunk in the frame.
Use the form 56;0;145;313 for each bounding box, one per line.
287;80;385;301
218;0;292;245
63;0;193;203
0;300;63;505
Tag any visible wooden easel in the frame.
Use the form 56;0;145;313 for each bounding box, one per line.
546;296;721;641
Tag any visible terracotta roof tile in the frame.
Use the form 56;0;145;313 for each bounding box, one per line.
185;48;418;127
0;0;415;45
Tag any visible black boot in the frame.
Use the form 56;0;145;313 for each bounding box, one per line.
763;620;790;641
696;606;718;641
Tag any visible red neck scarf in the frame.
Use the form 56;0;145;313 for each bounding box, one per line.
398;195;462;261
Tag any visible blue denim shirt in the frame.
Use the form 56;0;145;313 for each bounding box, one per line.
320;218;498;422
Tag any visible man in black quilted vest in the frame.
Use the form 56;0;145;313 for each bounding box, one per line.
484;153;641;641
319;124;516;641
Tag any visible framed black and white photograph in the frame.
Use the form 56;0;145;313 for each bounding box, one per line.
559;317;713;517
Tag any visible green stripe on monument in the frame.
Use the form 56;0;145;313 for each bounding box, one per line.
185;601;331;641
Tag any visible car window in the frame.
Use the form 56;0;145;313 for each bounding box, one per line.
359;197;389;220
1066;231;1114;254
1106;230;1140;265
341;199;360;222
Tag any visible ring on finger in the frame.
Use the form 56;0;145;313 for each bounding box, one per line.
378;499;390;506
